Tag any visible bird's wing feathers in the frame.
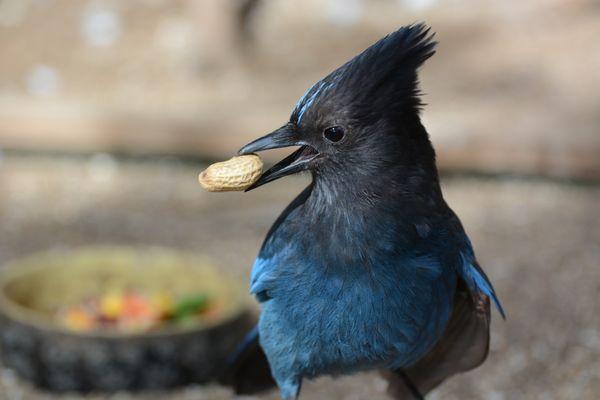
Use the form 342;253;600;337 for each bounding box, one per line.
222;325;276;394
250;184;314;303
250;257;279;302
384;248;504;398
385;280;491;399
459;255;505;319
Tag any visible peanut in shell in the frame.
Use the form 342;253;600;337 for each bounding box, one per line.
198;154;263;192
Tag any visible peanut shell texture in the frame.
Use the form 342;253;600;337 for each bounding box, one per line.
198;154;263;192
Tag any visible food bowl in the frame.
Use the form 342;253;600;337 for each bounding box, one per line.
0;247;254;392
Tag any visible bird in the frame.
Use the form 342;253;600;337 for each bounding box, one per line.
225;23;505;400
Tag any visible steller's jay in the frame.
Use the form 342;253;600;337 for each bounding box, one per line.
227;23;504;400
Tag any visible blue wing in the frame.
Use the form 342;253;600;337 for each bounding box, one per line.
459;252;505;319
224;324;276;394
250;256;280;302
249;184;313;303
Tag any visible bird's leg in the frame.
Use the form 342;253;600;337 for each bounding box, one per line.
396;370;424;400
383;368;426;400
278;377;301;400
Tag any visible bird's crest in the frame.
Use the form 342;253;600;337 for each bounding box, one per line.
292;23;437;124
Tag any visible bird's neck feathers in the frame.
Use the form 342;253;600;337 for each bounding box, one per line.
309;118;443;215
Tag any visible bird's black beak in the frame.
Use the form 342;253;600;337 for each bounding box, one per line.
238;123;319;191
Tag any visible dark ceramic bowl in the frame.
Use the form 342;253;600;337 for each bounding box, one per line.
0;247;254;392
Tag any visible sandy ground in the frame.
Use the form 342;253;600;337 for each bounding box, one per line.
0;155;599;399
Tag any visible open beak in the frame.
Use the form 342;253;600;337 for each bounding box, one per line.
238;123;319;191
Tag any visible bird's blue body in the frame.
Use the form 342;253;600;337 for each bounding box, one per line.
229;24;504;399
251;180;496;398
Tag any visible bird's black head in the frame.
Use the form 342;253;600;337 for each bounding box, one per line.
239;23;438;193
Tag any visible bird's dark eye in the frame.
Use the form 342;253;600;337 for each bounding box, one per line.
323;126;345;143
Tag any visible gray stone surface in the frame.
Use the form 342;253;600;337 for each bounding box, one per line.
0;156;599;399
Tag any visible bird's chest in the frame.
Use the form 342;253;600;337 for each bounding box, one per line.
257;252;454;377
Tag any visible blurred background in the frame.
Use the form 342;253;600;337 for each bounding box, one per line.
0;0;599;399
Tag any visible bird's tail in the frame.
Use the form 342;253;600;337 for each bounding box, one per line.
220;325;276;394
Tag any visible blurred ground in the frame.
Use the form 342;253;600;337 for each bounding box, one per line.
0;155;598;399
0;0;599;179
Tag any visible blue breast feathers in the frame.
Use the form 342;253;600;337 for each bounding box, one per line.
252;239;457;372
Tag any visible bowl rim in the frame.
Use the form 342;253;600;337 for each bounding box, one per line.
0;245;251;339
